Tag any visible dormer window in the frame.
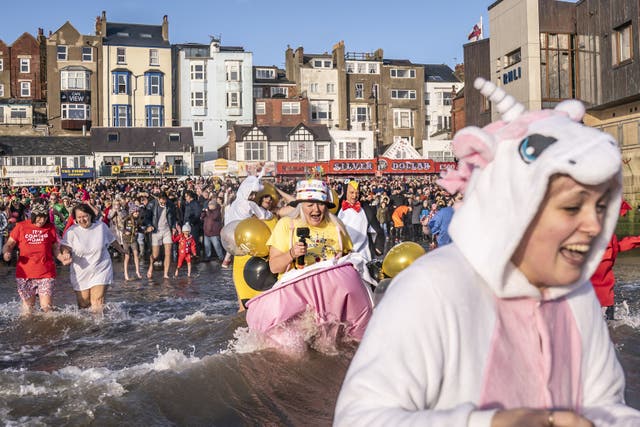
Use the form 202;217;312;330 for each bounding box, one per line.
116;32;129;37
255;68;275;79
107;133;119;143
140;33;152;38
169;133;181;143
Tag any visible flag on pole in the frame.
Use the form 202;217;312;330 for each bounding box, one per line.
468;17;483;41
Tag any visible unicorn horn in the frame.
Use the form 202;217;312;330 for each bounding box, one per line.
474;77;525;122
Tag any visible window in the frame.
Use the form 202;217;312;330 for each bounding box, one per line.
82;47;93;62
393;109;413;128
326;83;335;94
169;133;181;143
506;48;521;67
346;61;379;74
390;68;416;78
443;92;452;106
282;102;300;115
145;72;163;95
226;62;241;81
0;84;4;97
255;102;266;115
311;101;332;120
191;91;206;107
436;115;451;130
391;89;416;99
112;71;130;95
149;49;159;66
117;48;126;64
425;92;430;105
316;145;327;161
289;140;314;162
256;68;275;79
244;141;265;161
253;88;263;98
355;83;364;99
11;107;27;119
350;106;369;123
112;105;131;127
0;58;3;71
193;121;204;136
61;70;90;90
270;87;288;97
540;32;575;100
226;92;241;108
57;45;68;60
20;81;31;97
145;105;164;127
309;83;319;93
275;145;286;161
613;22;633;65
107;134;119;143
191;62;205;80
0;106;4;123
62;104;90;120
313;59;331;68
339;141;361;159
20;58;30;73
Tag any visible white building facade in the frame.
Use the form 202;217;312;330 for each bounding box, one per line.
423;64;463;139
175;39;253;160
299;55;341;129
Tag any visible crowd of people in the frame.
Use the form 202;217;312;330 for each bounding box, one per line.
0;173;456;315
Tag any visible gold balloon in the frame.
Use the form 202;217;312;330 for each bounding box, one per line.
329;188;339;214
382;242;426;278
255;182;280;207
234;217;272;257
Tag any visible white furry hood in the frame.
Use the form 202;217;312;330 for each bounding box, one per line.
439;79;622;300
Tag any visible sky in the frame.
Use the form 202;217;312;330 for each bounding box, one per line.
1;0;494;69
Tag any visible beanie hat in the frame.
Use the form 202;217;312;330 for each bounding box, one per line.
182;223;192;233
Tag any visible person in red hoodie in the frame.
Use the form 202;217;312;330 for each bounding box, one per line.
591;199;640;320
173;223;196;277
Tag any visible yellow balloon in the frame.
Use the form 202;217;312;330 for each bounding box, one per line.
255;182;280;207
234;217;272;257
382;242;426;278
329;188;339;214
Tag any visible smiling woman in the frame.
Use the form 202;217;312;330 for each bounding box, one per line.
334;79;640;426
267;179;352;276
60;203;120;314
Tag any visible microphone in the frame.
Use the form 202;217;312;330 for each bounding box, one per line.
295;227;310;266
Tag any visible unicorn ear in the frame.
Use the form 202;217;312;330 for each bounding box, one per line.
474;77;526;122
554;100;585;122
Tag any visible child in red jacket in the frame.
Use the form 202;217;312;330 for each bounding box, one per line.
173;223;197;277
591;199;640;320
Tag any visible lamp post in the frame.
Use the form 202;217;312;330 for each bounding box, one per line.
152;141;156;177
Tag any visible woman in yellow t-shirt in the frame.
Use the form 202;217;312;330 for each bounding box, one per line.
267;179;352;276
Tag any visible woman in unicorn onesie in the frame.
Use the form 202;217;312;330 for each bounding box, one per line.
334;78;640;427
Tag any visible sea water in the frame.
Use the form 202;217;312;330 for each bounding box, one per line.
0;251;639;426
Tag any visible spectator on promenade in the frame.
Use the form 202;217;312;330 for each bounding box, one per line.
391;203;411;243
